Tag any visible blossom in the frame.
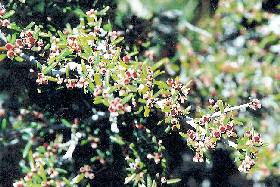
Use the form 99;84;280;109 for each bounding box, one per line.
1;19;10;27
0;6;5;17
200;114;211;125
249;99;261;110
7;50;15;58
193;152;203;162
187;129;196;140
5;43;14;51
36;73;48;85
238;156;255;173
213;131;221;139
13;181;24;187
86;9;96;17
122;55;130;63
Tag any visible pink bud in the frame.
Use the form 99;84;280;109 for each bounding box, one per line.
214;131;221;138
122;55;130;63
5;43;14;51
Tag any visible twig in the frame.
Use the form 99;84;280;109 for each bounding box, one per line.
182;21;211;37
186;102;251;130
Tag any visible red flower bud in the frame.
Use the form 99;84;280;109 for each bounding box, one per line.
253;134;261;143
187;129;195;140
26;31;33;37
5;43;14;51
16;39;23;47
7;50;15;58
249;99;261;110
226;123;233;131
200;114;210;126
124;78;130;85
166;78;173;86
1;19;10;27
245;131;252;138
220;126;226;133
122;55;130;63
28;36;36;44
0;9;5;17
43;143;49;148
125;71;131;78
132;71;137;79
214;131;221;138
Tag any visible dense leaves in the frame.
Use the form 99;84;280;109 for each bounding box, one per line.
0;0;279;187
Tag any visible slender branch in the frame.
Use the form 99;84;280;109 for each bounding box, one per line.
186;102;251;130
211;103;250;118
181;21;211;37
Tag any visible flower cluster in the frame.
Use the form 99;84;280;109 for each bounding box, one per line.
4;30;40;59
1;5;266;186
36;73;48;85
13;144;67;187
79;165;95;180
67;36;81;53
182;100;262;168
108;97;131;114
0;6;10;28
147;152;163;164
249;99;262;110
238;155;256;173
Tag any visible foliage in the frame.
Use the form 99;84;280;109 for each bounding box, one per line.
0;0;279;186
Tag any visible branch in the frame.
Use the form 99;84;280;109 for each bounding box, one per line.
186;102;251;130
181;21;211;38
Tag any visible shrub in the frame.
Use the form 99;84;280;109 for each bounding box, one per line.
0;1;274;186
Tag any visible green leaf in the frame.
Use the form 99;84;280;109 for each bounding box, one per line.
56;168;68;174
151;58;168;71
61;119;72;128
126;85;138;92
39;165;47;182
58;31;67;43
147;175;152;187
217;100;224;113
0;54;7;62
164;125;171;133
3;10;15;19
166;178;181;184
110;135;125;145
44;43;50;50
1;118;7;129
73;174;85;184
134;106;144;115
179;132;188;138
88;79;95;93
28;150;35;169
121;93;134;104
63;177;72;187
42;49;72;74
103;21;112;32
23;141;32;158
26;22;36;29
97;6;110;16
125;174;136;184
144;106;150;117
81;61;88;76
94;73;102;86
66;65;70;78
46;76;58;82
152;180;157;187
10;23;21;31
112;37;124;45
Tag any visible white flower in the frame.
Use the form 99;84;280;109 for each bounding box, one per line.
156;99;165;109
111;122;119;133
68;62;78;70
